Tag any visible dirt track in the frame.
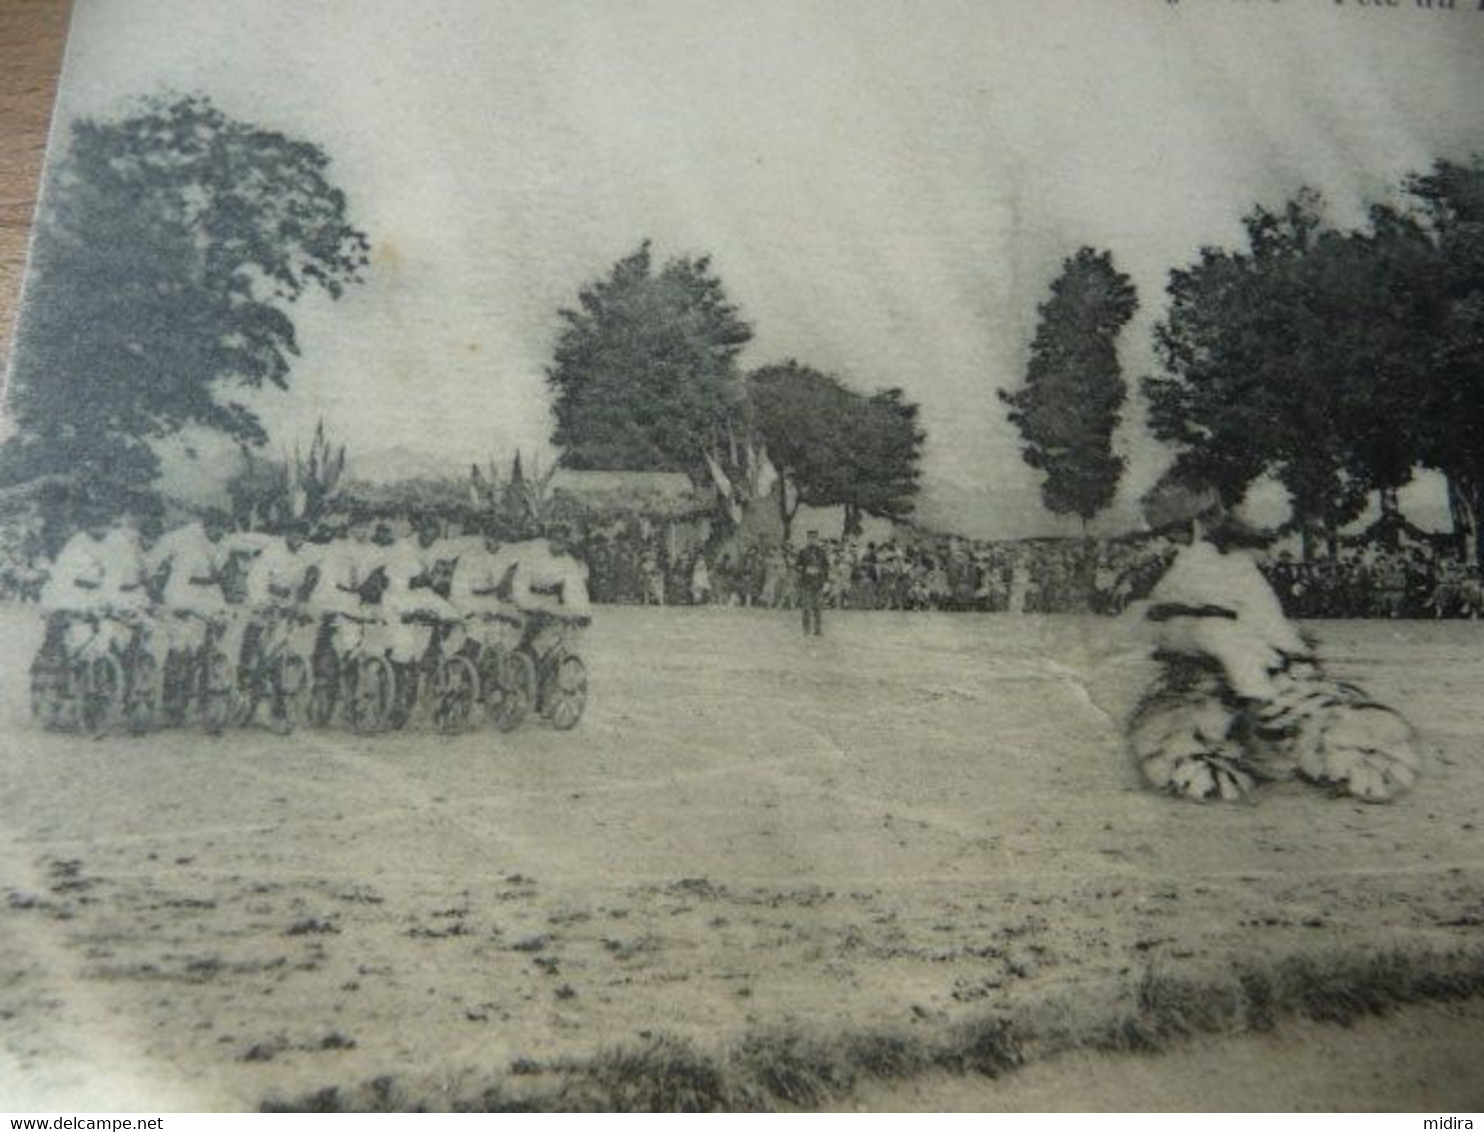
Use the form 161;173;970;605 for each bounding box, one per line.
1;604;1481;1110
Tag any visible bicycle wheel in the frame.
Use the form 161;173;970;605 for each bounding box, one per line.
308;650;340;729
384;664;419;731
126;652;160;733
488;649;536;733
230;644;263;728
81;654;124;734
156;649;188;728
543;654;587;731
349;655;393;734
277;653;313;729
200;646;233;733
30;659;67;730
433;654;480;734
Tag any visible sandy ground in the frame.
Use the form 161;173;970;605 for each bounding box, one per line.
0;603;1481;1110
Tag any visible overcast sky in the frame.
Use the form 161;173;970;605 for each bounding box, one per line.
24;0;1484;536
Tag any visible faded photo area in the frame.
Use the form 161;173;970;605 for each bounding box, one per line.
2;0;1483;1113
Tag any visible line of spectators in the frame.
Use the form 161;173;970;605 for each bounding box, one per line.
1265;545;1484;619
579;530;1176;614
9;510;1484;619
578;527;1484;619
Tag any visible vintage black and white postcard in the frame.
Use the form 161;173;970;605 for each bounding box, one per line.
2;0;1483;1113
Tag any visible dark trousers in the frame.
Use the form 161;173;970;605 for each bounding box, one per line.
800;587;824;635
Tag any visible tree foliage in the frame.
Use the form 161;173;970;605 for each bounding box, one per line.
749;362;856;524
1001;247;1138;527
1144;193;1368;551
1403;157;1484;563
749;360;924;539
2;94;370;516
1143;173;1484;560
547;241;753;475
850;388;926;533
1316;206;1442;505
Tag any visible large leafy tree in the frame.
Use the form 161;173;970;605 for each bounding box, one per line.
1144;194;1369;556
547;241;753;475
1143;164;1484;562
1316;207;1443;534
1145;188;1460;559
749;361;856;538
1404;157;1484;564
749;360;923;540
848;388;926;535
2;94;370;522
1001;247;1138;530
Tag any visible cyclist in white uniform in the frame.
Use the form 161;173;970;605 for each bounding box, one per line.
93;520;153;662
243;535;303;610
378;525;461;664
447;535;508;619
304;526;378;659
305;533;368;617
230;532;308;729
40;525;111;659
97;522;150;615
488;538;591;620
42;528;108;615
149;519;230;655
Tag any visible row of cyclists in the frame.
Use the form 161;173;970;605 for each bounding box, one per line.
32;515;592;736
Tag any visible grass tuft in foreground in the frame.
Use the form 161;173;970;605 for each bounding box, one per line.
261;943;1484;1112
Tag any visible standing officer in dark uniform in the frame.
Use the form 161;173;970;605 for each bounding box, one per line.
796;529;829;636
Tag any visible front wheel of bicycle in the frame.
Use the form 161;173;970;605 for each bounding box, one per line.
349;655;393;735
30;662;68;730
543;654;587;731
277;653;313;729
80;654;123;734
488;649;536;734
433;654;480;734
126;652;160;733
200;647;233;733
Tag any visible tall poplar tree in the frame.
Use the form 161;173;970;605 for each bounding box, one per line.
1001;247;1138;530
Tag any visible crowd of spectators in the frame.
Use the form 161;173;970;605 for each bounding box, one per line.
6;507;1484;619
580;528;1176;614
578;524;1484;620
1265;544;1484;619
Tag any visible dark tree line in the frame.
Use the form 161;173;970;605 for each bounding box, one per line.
17;96;1476;566
547;243;925;538
1144;160;1484;562
1001;158;1484;562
